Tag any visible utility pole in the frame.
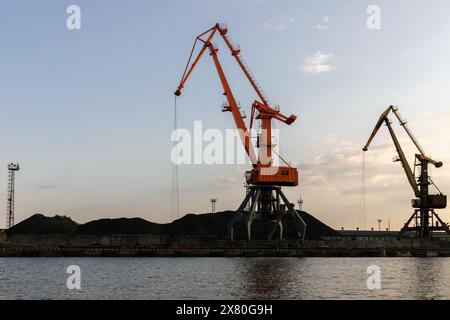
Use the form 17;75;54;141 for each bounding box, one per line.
377;219;382;231
210;198;217;213
6;163;20;229
297;194;303;211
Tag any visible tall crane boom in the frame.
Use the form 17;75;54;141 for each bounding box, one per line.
390;107;426;156
175;23;270;107
363;106;420;197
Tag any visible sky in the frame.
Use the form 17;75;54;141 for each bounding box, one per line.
1;0;450;230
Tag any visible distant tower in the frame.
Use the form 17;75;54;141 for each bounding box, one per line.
6;163;20;229
297;194;303;211
377;219;382;231
210;199;217;213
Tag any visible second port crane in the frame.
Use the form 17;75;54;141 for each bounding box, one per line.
175;23;306;241
363;105;450;239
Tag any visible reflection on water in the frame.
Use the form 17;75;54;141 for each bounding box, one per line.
1;257;450;299
409;258;449;300
242;258;298;299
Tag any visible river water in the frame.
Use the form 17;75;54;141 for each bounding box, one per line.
0;257;449;299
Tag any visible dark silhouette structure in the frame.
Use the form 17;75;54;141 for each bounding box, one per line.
363;106;449;239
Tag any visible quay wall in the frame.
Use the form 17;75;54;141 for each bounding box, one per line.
1;233;450;257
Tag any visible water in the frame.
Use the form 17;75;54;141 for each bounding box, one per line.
0;257;449;299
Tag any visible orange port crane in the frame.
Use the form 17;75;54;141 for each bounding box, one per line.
175;23;305;241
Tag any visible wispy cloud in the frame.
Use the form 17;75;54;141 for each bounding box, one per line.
210;176;238;191
264;14;295;31
297;134;411;228
299;133;411;198
36;184;69;190
182;175;240;194
316;16;330;30
251;0;265;6
36;169;70;190
299;51;336;74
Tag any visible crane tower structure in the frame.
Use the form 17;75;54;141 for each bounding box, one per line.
175;23;306;241
363;106;450;239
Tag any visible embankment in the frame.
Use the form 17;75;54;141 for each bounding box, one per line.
1;233;450;257
2;212;448;257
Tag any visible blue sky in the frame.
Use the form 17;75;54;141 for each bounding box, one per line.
1;0;450;230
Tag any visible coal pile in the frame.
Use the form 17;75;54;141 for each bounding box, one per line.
298;211;340;240
7;214;78;235
163;211;235;236
7;210;339;240
163;210;339;240
77;218;162;235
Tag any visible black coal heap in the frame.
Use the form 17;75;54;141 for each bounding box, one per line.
7;211;339;240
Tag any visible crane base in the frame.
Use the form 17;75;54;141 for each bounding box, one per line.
399;209;450;239
228;185;306;241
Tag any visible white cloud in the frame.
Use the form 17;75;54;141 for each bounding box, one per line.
264;15;295;31
316;16;330;30
251;0;265;6
296;134;412;229
299;51;336;74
